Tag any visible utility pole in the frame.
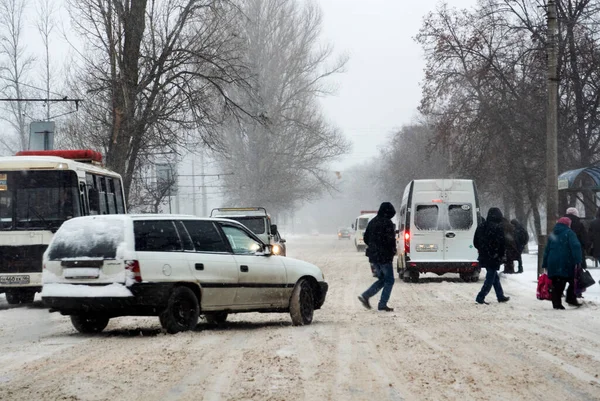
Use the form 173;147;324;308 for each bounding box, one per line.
191;159;197;215
201;150;207;216
540;0;559;276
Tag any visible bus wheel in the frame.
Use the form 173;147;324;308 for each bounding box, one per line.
5;290;21;305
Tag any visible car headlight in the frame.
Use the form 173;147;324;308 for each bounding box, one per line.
272;244;282;255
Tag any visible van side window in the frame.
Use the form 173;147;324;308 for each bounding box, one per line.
448;204;473;230
415;205;439;230
183;220;229;252
134;220;182;252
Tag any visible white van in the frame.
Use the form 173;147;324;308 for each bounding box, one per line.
396;179;481;283
352;212;377;251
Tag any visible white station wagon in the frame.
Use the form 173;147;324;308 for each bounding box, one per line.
42;215;328;334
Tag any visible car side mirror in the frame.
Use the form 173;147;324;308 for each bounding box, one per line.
270;224;278;234
257;243;273;256
279;238;286;244
351;223;355;230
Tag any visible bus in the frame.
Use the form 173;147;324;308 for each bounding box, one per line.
0;149;126;304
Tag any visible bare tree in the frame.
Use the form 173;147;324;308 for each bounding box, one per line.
64;0;249;201
0;0;35;153
216;0;350;214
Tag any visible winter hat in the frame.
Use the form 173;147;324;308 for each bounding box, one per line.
566;207;579;217
557;217;572;227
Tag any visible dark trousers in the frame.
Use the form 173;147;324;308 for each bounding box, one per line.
516;254;523;272
550;276;576;308
476;267;505;302
362;262;395;309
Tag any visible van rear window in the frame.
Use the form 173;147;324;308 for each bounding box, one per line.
47;218;125;260
415;205;439;230
448;204;473;230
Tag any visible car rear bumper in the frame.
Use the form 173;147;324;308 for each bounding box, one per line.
43;283;175;316
401;261;479;275
315;282;328;309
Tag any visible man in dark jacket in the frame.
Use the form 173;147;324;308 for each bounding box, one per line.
511;219;529;273
474;208;510;304
357;202;396;312
565;207;589;269
588;209;600;267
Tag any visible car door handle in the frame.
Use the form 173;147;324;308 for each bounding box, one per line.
195;263;204;271
240;265;249;272
446;232;456;238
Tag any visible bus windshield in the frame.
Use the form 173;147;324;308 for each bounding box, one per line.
0;170;81;231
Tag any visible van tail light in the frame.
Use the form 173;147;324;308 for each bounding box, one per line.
471;262;479;267
125;260;142;283
404;230;410;254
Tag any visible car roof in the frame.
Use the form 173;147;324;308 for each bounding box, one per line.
64;214;248;224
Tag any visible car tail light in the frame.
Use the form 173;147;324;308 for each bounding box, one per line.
125;260;142;283
471;262;479;267
410;262;417;267
404;230;410;254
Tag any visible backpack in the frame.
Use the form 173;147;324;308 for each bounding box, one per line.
536;273;552;300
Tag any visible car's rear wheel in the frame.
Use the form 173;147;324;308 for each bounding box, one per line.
159;286;200;334
204;312;228;324
70;315;110;334
289;278;314;326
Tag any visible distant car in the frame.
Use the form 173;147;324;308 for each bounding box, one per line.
42;214;328;334
337;228;351;239
310;229;319;236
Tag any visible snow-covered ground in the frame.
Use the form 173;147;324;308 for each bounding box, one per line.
0;236;599;400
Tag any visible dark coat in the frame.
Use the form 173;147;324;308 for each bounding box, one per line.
511;219;529;253
473;208;505;269
588;216;600;259
542;223;582;279
364;202;397;264
565;213;588;267
503;218;520;261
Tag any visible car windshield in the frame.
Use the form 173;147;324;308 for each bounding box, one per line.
225;216;266;234
0;170;81;231
47;218;125;260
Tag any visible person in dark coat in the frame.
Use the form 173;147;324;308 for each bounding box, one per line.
357;202;396;312
502;218;519;274
587;208;600;267
511;219;529;273
542;217;582;309
565;207;589;269
474;208;510;304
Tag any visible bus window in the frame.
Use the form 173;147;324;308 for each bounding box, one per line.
99;176;108;214
106;177;116;214
86;174;99;215
115;181;125;213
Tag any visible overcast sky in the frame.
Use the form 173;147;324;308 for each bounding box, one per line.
317;0;477;171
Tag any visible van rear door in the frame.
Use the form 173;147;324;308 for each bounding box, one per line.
411;202;445;262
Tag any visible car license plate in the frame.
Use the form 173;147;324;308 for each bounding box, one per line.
0;275;30;285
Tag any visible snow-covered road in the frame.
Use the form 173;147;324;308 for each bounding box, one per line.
1;236;600;400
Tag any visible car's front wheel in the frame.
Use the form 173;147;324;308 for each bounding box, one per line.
289;278;314;326
159;286;200;334
70;315;110;334
204;312;228;324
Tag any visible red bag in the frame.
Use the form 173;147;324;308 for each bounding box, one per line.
537;273;552;300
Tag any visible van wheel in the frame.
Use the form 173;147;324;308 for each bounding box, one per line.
410;272;420;283
5;290;21;304
204;312;228;324
289;278;314;326
159;286;200;334
70;315;110;334
460;273;471;282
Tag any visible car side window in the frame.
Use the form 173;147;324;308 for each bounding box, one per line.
134;220;183;252
182;220;229;253
174;221;195;251
220;225;262;255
